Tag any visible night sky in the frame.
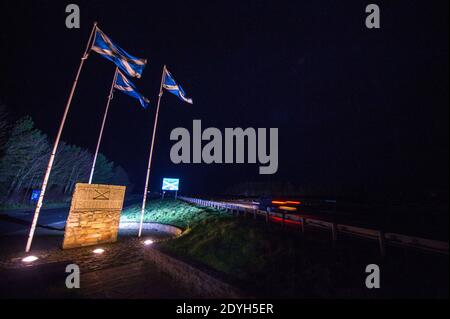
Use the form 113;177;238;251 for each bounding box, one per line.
0;0;448;197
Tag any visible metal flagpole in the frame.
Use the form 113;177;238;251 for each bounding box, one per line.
88;66;119;184
138;65;166;237
25;22;98;253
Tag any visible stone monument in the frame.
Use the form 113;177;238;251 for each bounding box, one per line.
62;183;126;249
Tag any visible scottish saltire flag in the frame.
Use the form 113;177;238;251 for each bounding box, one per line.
91;27;147;79
162;68;193;104
114;70;150;109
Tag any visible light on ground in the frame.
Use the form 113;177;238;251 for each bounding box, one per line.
93;248;105;254
144;239;154;246
22;255;38;263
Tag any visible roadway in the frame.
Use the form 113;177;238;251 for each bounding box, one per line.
0;198;141;236
218;198;448;241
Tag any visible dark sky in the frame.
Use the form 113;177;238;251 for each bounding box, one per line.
0;0;448;197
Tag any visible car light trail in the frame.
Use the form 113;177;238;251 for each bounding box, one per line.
279;206;298;212
270;216;303;226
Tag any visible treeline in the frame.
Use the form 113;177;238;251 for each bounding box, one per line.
0;104;133;205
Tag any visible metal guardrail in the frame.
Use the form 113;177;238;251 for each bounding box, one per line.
179;196;449;257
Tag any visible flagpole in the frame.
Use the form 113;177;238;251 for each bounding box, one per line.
25;22;98;253
88;66;119;184
138;65;166;237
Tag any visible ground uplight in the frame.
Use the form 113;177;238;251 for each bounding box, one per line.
144;239;154;246
22;255;38;263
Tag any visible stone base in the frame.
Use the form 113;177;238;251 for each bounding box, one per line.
62;183;126;249
144;247;245;298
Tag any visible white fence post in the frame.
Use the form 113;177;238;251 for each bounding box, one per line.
331;223;338;241
300;217;305;233
378;230;386;257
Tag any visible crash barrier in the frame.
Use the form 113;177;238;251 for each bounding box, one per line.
179;197;448;257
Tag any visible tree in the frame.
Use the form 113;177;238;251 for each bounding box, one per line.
92;153;114;184
111;165;133;192
61;145;92;194
51;143;92;194
0;104;10;156
0;116;50;201
0;104;134;203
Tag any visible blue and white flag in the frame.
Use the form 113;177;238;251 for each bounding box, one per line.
92;27;147;79
162;68;193;104
114;70;150;109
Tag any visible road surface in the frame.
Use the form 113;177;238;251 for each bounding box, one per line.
0;198;141;236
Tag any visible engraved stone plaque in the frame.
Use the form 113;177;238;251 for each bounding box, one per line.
62;183;126;249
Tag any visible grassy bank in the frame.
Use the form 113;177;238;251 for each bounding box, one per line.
121;199;448;298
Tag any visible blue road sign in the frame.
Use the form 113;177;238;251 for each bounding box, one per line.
162;178;179;191
30;189;40;202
